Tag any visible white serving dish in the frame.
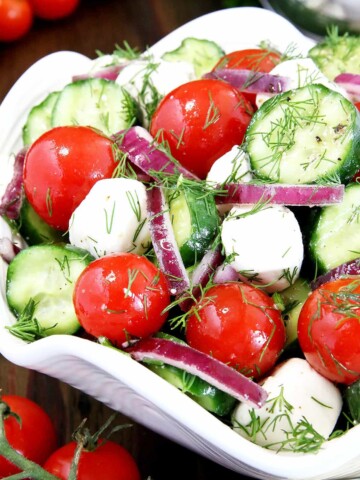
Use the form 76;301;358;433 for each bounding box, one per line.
1;7;359;480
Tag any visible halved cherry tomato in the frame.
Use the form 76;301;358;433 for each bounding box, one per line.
0;395;57;477
73;253;170;346
185;282;286;379
150;79;253;179
212;48;281;108
23;126;117;231
29;0;79;20
0;0;33;42
298;277;360;385
44;439;141;480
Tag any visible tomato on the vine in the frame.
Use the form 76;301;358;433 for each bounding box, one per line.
73;253;170;346
29;0;79;20
213;48;281;108
0;395;57;478
43;439;141;480
298;277;360;385
23;126;117;231
185;282;286;379
150;78;253;179
0;0;33;42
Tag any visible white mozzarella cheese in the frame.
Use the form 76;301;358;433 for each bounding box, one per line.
116;57;196;125
206;145;253;186
221;204;303;292
69;178;150;258
232;358;343;451
256;57;349;109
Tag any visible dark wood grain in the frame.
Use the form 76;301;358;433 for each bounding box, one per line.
0;1;254;478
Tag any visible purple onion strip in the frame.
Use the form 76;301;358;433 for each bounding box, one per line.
216;183;344;207
147;185;190;296
311;257;360;290
128;336;268;408
114;126;200;181
0;147;27;220
205;68;290;94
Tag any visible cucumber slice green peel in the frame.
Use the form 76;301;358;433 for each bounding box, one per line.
6;244;93;340
246;84;360;185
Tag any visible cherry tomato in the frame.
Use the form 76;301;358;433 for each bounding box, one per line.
213;48;281;108
44;439;141;480
354;101;360;112
150;79;253;179
0;0;33;42
73;253;170;346
0;395;57;477
298;277;360;385
29;0;79;19
23;126;117;231
185;282;286;379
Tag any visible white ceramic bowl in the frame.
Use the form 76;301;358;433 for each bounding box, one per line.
1;7;359;480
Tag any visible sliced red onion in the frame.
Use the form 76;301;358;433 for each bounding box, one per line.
114;127;200;181
146;185;190;296
213;262;240;284
72;64;125;82
311;257;360;290
215;183;344;207
177;245;224;311
334;73;360;101
127;336;268;408
0;237;21;263
0;147;27;220
205;69;290;94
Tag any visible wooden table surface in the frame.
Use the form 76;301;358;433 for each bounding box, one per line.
0;1;257;478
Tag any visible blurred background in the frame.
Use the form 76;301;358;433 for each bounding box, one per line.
1;1;359;479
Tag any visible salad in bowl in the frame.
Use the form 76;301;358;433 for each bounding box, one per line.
1;6;360;480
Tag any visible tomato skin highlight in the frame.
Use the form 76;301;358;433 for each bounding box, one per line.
23;126;117;231
185;283;286;379
29;0;79;19
298;277;360;385
73;253;170;345
213;48;281;108
44;440;141;480
0;0;33;42
150;79;253;179
0;395;57;478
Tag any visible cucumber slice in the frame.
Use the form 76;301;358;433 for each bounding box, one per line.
51;78;137;136
344;379;360;423
168;185;219;267
276;277;310;346
146;333;236;416
309;33;360;81
309;182;360;274
6;244;93;336
22;91;60;145
246;83;360;184
19;197;66;245
162;37;225;78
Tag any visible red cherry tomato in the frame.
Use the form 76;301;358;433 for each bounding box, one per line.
29;0;79;19
23;126;117;231
150;79;253;179
185;282;286;379
43;439;141;480
0;395;57;477
73;253;170;346
298;277;360;385
213;48;281;108
0;0;33;42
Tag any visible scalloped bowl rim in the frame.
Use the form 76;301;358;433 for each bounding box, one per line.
0;7;359;480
